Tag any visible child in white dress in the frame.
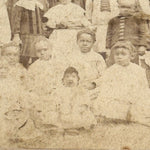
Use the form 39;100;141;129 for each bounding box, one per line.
67;29;106;90
27;38;56;96
1;42;27;86
49;67;97;134
96;41;150;126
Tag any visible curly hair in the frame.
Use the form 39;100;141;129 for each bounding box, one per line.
77;29;96;42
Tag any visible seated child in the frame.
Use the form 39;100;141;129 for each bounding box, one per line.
27;38;57;96
68;29;106;90
0;59;39;146
53;67;97;133
95;41;150;126
1;42;27;85
32;67;97;134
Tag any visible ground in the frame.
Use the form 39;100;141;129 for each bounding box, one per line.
4;122;150;150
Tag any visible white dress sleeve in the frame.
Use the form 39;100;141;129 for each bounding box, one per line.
44;5;63;28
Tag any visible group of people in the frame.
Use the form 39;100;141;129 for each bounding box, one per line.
1;0;150;146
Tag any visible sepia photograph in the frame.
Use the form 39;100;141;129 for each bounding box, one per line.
1;0;150;149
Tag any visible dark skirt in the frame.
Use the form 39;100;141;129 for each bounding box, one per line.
20;34;43;57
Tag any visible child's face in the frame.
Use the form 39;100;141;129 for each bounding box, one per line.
63;72;79;87
114;48;131;66
77;33;94;53
36;48;49;60
3;46;19;65
36;42;49;60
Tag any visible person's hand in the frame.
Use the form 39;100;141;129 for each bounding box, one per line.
13;34;22;45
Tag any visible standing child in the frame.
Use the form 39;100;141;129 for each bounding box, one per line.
96;41;150;126
0;59;39;146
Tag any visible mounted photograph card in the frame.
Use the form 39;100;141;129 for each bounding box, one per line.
1;0;150;150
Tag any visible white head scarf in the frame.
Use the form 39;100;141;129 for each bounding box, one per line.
15;0;44;11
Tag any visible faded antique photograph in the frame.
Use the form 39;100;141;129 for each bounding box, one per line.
1;0;150;149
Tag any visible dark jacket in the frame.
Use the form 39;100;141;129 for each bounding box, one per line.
106;15;147;49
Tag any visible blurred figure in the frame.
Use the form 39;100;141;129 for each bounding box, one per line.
12;0;47;68
72;0;86;9
7;0;19;39
95;41;150;126
106;0;148;65
48;0;60;8
0;0;11;44
85;0;119;58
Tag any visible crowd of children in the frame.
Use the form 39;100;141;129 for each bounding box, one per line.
1;0;150;146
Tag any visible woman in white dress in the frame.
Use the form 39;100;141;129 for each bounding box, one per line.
44;0;91;59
